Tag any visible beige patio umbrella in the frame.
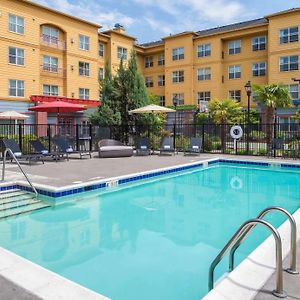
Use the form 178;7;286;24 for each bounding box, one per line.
0;111;29;120
129;104;175;114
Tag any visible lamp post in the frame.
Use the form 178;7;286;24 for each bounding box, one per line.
173;95;178;149
244;81;252;153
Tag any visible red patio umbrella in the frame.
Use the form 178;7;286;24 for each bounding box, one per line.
29;101;87;115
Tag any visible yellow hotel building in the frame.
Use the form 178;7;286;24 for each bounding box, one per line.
0;0;300;125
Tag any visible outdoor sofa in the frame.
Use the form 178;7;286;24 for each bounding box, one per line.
98;139;133;158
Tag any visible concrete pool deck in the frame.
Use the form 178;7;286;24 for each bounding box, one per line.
1;152;300;300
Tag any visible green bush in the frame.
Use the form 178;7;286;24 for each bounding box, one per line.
249;130;266;140
203;133;213;151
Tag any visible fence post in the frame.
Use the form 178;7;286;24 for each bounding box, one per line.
18;124;23;152
75;124;79;151
89;124;92;152
273;120;277;158
202;123;205;153
47;124;51;153
173;124;176;150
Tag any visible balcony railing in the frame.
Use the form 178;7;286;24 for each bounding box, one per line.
40;34;66;50
40;65;66;78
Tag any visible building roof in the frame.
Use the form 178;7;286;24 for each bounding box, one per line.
196;18;268;37
101;29;137;40
20;0;101;28
139;40;164;48
265;7;300;18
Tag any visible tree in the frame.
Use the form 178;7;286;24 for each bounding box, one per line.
208;98;243;151
88;61;121;126
253;84;292;145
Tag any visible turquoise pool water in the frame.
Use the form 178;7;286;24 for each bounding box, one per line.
0;163;299;300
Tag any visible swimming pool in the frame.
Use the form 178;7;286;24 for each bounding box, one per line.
0;162;299;300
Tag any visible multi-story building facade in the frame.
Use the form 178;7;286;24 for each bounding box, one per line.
0;0;300;126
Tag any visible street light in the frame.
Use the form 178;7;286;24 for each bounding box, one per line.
244;81;252;153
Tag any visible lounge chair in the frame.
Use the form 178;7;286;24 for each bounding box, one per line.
29;139;61;162
2;138;44;165
53;137;92;160
98;139;133;158
136;137;151;156
184;137;202;155
159;137;175;155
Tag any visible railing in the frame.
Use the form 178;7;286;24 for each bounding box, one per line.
40;65;66;78
208;218;287;298
40;34;66;50
229;207;298;275
1;148;38;197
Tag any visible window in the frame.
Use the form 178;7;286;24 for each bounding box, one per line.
172;70;184;83
9;80;24;97
79;35;90;50
172;93;184;105
228;65;241;79
117;47;128;60
228;40;241;55
98;68;104;80
159;96;165;106
280;27;298;44
79;88;90;100
197;91;211;103
42;26;59;45
43;55;58;72
8;14;24;34
197;44;211;57
99;43;104;57
9;47;24;65
43;85;58;96
252;62;266;76
145;77;153;88
158;54;165;66
288;84;299;100
158;75;165;86
145;56;153;68
252;36;266;51
172;47;184;60
280;56;299;72
79;62;90;76
229;90;241;102
197;68;211;81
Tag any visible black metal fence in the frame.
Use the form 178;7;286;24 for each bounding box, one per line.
0;122;300;158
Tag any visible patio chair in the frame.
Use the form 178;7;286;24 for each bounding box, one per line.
184;137;202;155
98;139;133;158
53;137;92;160
29;139;61;162
2;138;44;165
159;137;175;155
135;137;151;156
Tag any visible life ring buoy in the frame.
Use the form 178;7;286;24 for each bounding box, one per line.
230;176;243;190
230;125;243;139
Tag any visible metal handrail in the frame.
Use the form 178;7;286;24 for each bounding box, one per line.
208;218;287;298
2;148;38;197
229;207;298;275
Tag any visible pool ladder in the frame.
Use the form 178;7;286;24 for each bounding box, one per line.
208;207;298;298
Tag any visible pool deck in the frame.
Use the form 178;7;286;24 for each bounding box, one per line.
1;152;300;300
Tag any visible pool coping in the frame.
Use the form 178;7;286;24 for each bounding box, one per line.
0;157;300;299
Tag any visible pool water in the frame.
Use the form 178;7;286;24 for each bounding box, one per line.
0;163;299;300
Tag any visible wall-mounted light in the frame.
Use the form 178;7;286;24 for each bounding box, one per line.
70;38;74;44
71;65;74;71
71;93;74;98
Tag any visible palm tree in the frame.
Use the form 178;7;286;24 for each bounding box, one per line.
208;98;242;151
252;84;292;146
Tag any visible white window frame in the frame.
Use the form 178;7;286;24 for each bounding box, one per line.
43;55;58;72
197;91;211;103
117;47;128;60
158;54;165;66
252;62;266;77
280;55;299;72
288;84;299;100
280;27;299;44
99;43;104;57
172;70;184;83
8;47;24;66
228;40;241;55
9;79;24;97
252;36;266;51
158;75;165;86
79;88;90;100
79;61;90;77
197;68;211;81
8;14;24;34
42;26;59;45
145;56;153;68
43;84;59;96
98;68;104;80
79;34;90;51
228;65;241;79
172;47;184;60
197;44;211;57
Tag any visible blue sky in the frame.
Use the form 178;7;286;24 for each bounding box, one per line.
35;0;300;43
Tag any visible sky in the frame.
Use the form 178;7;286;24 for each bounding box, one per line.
35;0;300;44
